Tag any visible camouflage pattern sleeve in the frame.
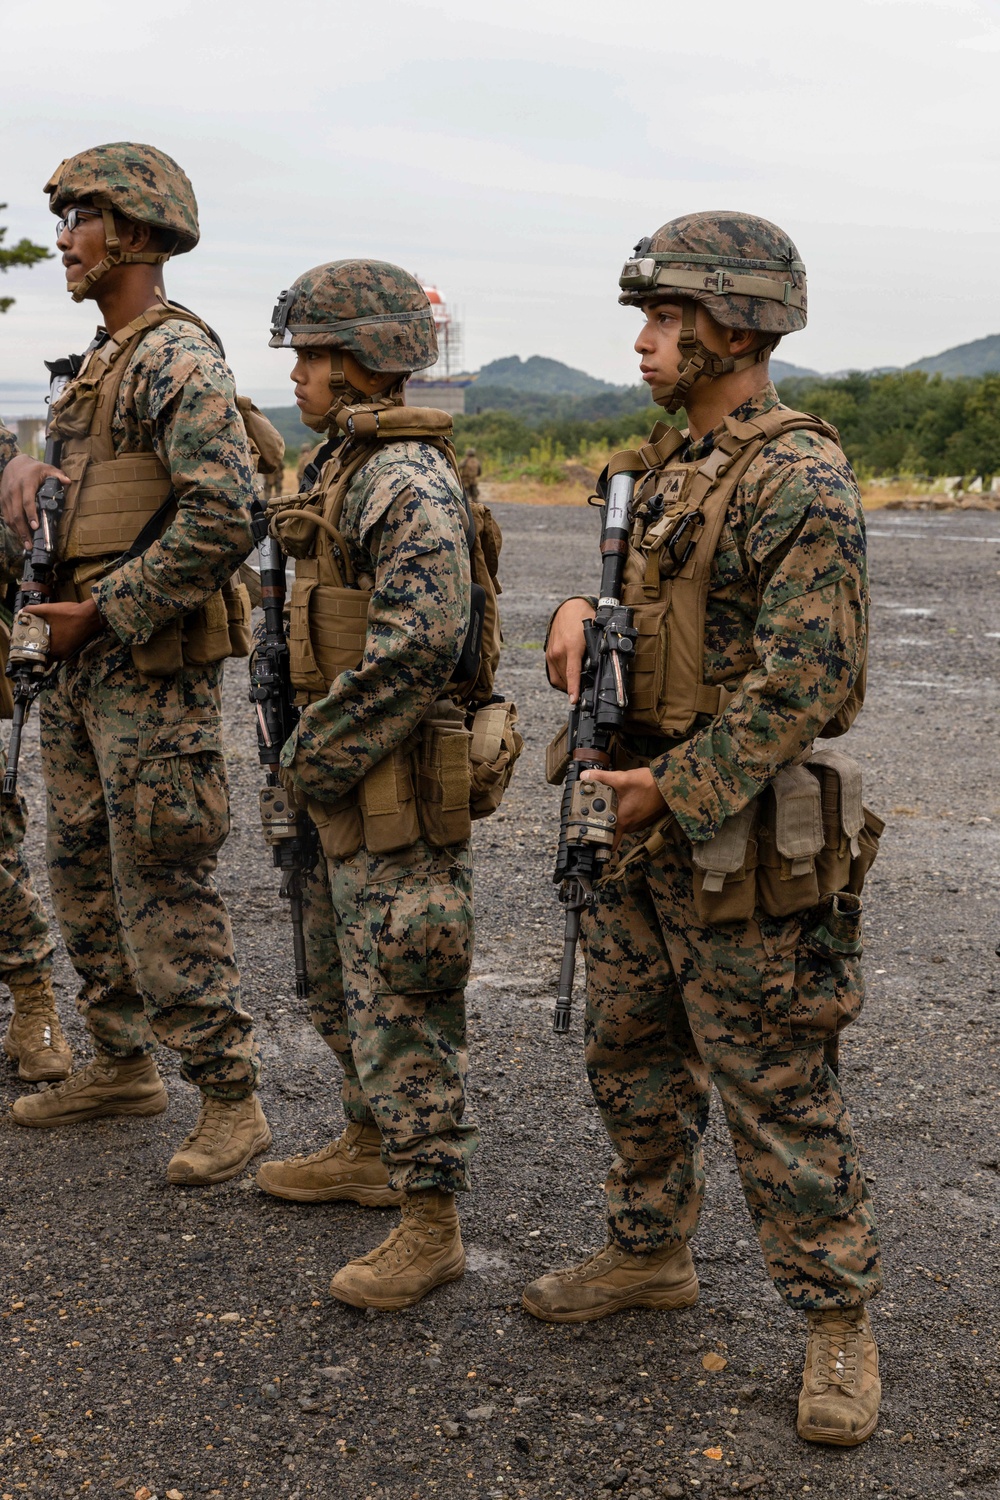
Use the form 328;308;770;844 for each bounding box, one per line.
652;451;867;843
92;326;255;644
280;451;471;803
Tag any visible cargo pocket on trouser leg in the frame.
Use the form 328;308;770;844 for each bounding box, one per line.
133;715;231;865
757;897;865;1051
361;852;477;1190
372;868;474;997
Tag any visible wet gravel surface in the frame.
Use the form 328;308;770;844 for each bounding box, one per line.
2;501;999;1499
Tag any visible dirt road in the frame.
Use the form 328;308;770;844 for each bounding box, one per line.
1;503;998;1499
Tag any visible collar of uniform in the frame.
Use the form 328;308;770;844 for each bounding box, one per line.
679;381;780;463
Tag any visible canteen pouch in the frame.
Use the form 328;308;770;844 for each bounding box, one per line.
469;699;523;818
545;723;570;786
358;741;421;854
417;701;473;847
691;801;758;923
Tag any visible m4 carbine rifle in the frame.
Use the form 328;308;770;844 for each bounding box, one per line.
3;355;81;800
249;499;318;1000
552;465;640;1033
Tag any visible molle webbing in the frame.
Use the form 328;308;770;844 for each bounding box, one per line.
279;402;467;702
53;298;218;562
288;561;371;699
615;406;844;738
58;455;172;560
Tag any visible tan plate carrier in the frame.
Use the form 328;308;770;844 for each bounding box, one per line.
46;293;283;675
549;405;881;921
268;403;521;860
607;404;866;740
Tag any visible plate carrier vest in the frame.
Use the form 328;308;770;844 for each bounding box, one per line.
603;404;880;923
268;404;520;860
47;295;283;675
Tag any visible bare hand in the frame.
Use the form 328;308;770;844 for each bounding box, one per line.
545;597;594;703
583;767;669;839
22;600;104;662
0;454;71;548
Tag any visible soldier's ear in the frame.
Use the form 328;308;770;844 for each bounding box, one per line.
728;327;759;358
115;216;152;253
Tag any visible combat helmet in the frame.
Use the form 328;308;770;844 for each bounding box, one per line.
270;260;437;431
618;211;806;412
45;142;199;302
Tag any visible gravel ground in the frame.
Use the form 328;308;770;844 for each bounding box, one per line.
1;500;999;1500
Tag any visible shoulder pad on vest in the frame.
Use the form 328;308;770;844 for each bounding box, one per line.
336;404;454;443
723;405;841;449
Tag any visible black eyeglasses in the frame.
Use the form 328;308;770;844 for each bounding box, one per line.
55;207;103;236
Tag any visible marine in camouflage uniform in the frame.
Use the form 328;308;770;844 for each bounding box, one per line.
0;144;270;1185
255;260;478;1309
459;446;481;501
526;213;883;1447
0;421;70;1083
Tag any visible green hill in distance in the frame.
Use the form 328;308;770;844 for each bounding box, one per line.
474;354;615;394
906;332;1000;377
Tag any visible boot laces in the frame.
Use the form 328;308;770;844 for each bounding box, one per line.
178;1098;242;1153
357;1220;423;1274
562;1243;623;1284
810;1311;864;1395
15;1009;64;1050
289;1125;367;1166
47;1056;114;1097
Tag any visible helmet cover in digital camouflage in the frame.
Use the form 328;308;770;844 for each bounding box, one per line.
269;260;437;374
618;211;806;333
44;142;199;300
617;211;806;412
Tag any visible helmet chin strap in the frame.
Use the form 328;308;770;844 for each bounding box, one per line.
651;302;772;415
300;351;406;433
67;204;171;303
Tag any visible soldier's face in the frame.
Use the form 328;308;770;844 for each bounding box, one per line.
634;299;733;390
290;348;333;415
56;204;107;292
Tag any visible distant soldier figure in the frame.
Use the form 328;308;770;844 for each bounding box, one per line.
0;143;270;1184
0;420;71;1084
459;445;481;501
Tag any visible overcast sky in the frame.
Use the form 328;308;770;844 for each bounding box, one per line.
4;0;1000;409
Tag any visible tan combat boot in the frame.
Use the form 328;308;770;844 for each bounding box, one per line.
797;1306;881;1446
256;1120;402;1205
522;1240;699;1325
328;1189;466;1310
4;976;73;1082
11;1049;167;1126
167;1094;272;1186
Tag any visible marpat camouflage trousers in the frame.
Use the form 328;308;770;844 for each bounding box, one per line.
302;836;478;1193
582;824;882;1310
39;638;259;1099
0;740;55;987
